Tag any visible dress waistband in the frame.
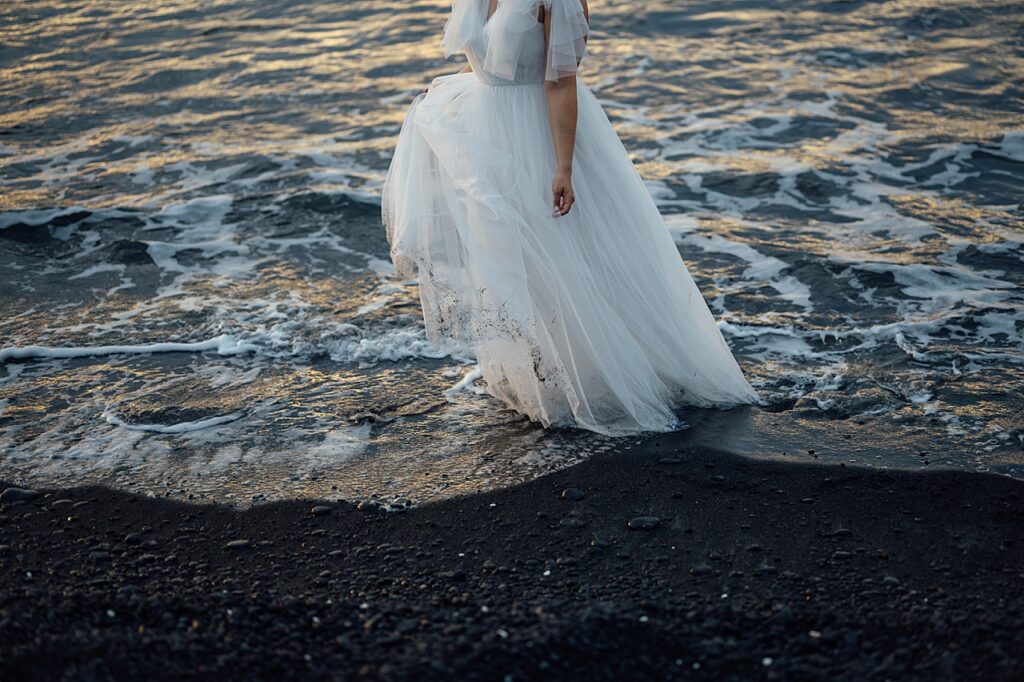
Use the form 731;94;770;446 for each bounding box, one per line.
477;78;545;87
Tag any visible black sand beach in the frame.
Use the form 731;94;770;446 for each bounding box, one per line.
3;1;1023;679
3;438;1022;680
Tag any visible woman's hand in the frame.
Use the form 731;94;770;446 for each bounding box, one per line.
551;168;575;217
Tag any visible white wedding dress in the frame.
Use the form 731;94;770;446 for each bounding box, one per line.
382;0;759;436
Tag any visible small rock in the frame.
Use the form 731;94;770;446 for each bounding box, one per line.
627;516;659;531
124;533;142;545
833;527;853;537
754;563;778;576
690;563;712;575
561;488;585;501
832;550;853;560
225;539;251;550
710;475;725;482
560;517;585;529
1;487;38;504
882;575;901;586
50;499;74;508
311;505;331;516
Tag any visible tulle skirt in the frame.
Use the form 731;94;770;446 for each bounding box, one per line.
382;72;759;436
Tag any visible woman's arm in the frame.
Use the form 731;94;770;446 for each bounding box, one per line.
544;73;577;217
543;0;589;217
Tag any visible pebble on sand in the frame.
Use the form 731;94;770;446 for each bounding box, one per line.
226;539;251;549
1;487;39;503
561;488;585;501
627;516;659;531
311;505;331;516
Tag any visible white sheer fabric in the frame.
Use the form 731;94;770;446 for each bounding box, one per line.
383;0;760;435
443;0;588;83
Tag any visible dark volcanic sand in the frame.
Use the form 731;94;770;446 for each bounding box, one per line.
2;441;1023;681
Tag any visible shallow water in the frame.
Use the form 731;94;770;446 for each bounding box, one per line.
1;0;1022;506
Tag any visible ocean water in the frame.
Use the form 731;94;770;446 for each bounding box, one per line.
1;0;1022;507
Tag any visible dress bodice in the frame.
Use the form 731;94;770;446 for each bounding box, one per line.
442;0;589;86
469;2;547;85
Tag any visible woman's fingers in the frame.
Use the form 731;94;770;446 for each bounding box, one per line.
552;183;575;217
556;189;574;216
562;190;574;215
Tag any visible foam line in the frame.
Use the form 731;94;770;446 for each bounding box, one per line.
0;334;256;363
103;409;245;433
445;366;485;397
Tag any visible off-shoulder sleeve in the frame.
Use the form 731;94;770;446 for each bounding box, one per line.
542;0;589;82
441;0;483;58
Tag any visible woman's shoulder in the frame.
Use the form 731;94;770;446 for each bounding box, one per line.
539;0;590;23
506;0;588;13
546;0;588;12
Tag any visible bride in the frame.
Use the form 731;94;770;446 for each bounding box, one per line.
382;0;759;436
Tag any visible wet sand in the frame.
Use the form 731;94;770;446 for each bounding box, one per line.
2;439;1022;680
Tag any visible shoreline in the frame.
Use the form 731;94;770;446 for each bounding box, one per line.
2;442;1022;680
